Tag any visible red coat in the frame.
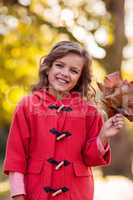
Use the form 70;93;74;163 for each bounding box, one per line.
3;90;111;200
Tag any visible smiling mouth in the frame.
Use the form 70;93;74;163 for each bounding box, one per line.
56;77;69;84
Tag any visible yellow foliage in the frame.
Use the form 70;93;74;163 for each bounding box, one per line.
122;70;133;81
40;25;54;43
3;33;17;45
92;60;106;83
0;180;9;194
2;100;13;113
5;59;17;70
14;63;36;79
107;32;114;45
2;86;26;113
0;79;9;93
11;48;21;58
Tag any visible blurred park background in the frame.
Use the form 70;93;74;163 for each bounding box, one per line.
0;0;133;199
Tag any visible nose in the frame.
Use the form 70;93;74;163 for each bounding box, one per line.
61;68;69;78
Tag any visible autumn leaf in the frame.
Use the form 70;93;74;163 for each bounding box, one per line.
97;72;133;121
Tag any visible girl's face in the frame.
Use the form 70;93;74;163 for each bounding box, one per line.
48;53;84;97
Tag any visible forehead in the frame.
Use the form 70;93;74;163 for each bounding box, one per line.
55;53;84;68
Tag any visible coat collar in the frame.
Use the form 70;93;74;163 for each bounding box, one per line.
32;89;83;107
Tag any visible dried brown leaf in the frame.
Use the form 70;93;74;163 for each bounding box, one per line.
97;72;133;121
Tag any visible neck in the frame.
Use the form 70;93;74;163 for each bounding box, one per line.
48;88;68;100
56;93;63;100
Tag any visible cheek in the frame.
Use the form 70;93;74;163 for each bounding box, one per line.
48;66;56;78
48;66;59;79
72;74;81;83
69;75;81;88
48;71;54;84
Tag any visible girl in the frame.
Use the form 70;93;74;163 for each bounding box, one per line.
3;41;124;200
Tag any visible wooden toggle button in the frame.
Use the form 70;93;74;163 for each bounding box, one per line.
55;161;64;170
52;189;62;197
57;105;65;112
56;133;66;140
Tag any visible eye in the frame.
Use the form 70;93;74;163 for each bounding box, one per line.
55;64;64;68
70;68;79;74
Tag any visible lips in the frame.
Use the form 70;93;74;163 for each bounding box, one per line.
56;76;69;85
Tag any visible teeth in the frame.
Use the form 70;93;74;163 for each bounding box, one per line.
57;78;68;84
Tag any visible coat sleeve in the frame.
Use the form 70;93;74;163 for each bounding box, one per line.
82;106;111;167
3;98;30;175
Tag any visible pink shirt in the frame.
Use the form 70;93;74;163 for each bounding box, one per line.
9;172;26;197
9;137;109;197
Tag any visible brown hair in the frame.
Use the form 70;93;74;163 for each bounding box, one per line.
32;41;95;100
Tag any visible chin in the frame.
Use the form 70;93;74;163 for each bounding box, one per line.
54;86;69;93
56;89;68;94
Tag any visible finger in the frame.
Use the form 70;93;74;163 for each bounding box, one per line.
113;121;124;128
115;114;124;120
113;118;124;124
115;113;124;117
114;123;123;129
113;118;124;123
113;122;124;127
113;115;124;122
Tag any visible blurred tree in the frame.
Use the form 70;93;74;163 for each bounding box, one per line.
101;0;132;178
102;0;126;72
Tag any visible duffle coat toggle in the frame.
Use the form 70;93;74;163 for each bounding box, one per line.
50;128;72;141
47;158;70;170
44;186;69;197
48;104;72;112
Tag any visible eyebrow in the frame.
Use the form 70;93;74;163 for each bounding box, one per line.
55;60;82;72
55;60;65;65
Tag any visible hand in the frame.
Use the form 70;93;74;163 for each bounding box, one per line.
12;195;25;200
99;114;124;145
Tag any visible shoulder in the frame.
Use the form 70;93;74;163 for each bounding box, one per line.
16;90;43;109
15;90;48;116
13;95;30;117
